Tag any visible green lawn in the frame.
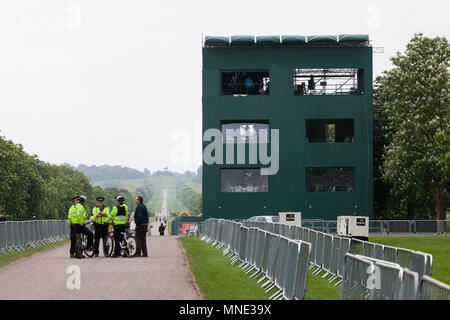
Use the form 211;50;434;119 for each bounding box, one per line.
179;236;269;299
370;235;450;284
179;235;449;300
305;269;341;300
0;241;68;268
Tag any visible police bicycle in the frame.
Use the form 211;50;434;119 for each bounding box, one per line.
106;224;137;257
74;222;94;258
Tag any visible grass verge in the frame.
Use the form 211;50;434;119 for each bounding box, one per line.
305;269;341;300
370;235;450;284
179;236;340;300
179;236;269;299
0;240;69;268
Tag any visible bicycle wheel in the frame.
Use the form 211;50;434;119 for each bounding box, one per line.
75;236;83;259
83;235;94;258
103;235;114;257
126;236;137;257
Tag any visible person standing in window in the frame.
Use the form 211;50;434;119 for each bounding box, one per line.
245;75;254;94
229;74;238;94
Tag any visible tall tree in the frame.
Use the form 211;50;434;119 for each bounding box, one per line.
378;34;449;219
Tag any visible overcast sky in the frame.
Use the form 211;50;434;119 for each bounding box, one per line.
0;0;448;173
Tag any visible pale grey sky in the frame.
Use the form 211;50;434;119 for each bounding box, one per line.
0;0;448;173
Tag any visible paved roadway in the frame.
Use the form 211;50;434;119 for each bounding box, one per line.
152;188;169;236
0;236;201;300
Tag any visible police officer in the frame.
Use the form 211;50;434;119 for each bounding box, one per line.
68;195;80;258
70;195;94;258
92;196;110;257
109;195;129;258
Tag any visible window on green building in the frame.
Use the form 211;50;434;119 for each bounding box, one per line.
294;68;363;95
222;121;269;143
306;167;354;192
221;71;270;95
221;168;269;192
306;119;354;143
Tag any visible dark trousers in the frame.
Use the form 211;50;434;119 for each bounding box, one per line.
113;224;126;255
135;225;148;256
93;223;109;255
70;224;93;254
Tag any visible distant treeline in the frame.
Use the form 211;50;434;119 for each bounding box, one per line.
68;164;148;181
0;136;138;220
176;183;202;214
69;163;202;183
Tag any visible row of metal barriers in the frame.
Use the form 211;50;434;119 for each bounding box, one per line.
242;221;433;283
342;253;450;300
201;219;449;300
0;220;70;254
200;218;312;300
296;219;449;235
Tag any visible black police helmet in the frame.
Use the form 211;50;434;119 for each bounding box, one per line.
96;197;105;202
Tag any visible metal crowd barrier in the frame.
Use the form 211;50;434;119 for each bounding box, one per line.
298;219;449;235
241;221;434;286
0;220;70;254
418;275;450;300
341;254;449;300
200;218;312;300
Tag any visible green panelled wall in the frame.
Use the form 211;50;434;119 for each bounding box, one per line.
202;45;373;220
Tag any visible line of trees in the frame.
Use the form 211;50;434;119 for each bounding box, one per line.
373;34;449;219
0;135;137;220
176;183;202;214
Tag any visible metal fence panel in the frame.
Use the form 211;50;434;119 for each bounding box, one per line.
369;220;384;234
362;242;375;258
410;251;427;277
6;223;14;247
315;232;325;268
309;230;318;265
396;248;413;269
374;243;384;260
283;240;300;300
350;238;364;255
340;253;374;300
274;236;290;290
418;275;450;300
402;268;419;300
388;220;411;234
338;238;351;277
383;245;397;263
266;234;280;281
329;236;340;276
413;220;439;234
238;226;249;260
294;241;311;300
322;234;333;273
0;223;6;251
372;261;403;300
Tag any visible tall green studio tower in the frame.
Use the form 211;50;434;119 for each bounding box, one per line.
202;34;373;220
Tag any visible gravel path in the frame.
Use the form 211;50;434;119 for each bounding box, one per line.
0;236;201;300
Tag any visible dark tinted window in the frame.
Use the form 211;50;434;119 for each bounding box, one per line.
221;168;269;192
306;119;354;143
221;71;270;95
306;167;354;192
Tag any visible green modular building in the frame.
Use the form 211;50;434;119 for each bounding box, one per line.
202;34;373;220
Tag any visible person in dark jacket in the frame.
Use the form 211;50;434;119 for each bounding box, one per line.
158;223;165;236
133;195;149;257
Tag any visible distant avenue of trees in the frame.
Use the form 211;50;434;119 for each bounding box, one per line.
67;164;148;181
177;183;202;214
0;136;140;220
